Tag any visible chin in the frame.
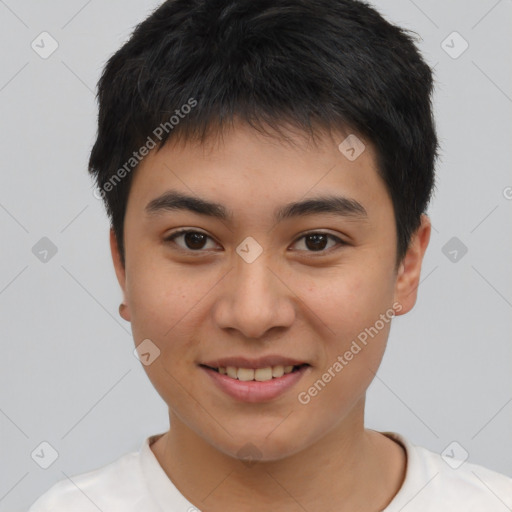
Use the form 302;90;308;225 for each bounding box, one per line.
208;425;317;464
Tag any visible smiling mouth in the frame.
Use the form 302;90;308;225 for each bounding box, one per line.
200;364;309;382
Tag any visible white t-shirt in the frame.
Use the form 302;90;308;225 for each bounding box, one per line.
28;431;512;511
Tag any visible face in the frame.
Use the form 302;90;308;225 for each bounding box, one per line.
111;122;430;461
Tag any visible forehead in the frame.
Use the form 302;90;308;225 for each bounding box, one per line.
126;122;391;225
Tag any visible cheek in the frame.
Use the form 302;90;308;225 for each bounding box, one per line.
299;265;393;337
293;265;394;401
125;262;206;408
296;320;392;427
126;256;206;337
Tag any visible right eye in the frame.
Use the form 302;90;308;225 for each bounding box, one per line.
164;229;221;252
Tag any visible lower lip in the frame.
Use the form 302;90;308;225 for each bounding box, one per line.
201;365;310;403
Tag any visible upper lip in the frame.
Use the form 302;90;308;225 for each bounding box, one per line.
200;356;309;369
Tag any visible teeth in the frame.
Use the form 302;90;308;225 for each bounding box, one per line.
255;367;272;381
226;366;237;379
237;368;254;381
272;365;284;378
216;364;299;381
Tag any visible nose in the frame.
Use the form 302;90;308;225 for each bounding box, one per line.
213;252;296;340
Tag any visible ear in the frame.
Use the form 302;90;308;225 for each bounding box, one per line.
110;228;131;322
393;214;431;315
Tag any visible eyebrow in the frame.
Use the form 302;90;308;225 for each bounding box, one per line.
145;189;368;223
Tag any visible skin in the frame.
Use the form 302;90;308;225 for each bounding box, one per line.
111;121;431;511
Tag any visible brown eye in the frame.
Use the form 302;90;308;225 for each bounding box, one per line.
292;232;345;253
164;230;218;251
183;232;207;249
305;234;329;251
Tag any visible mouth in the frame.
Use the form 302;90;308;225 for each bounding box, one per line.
199;358;311;402
199;363;309;382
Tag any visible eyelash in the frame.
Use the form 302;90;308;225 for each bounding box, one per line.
163;229;346;255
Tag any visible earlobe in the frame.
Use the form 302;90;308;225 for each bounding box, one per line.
109;229;131;322
393;214;431;316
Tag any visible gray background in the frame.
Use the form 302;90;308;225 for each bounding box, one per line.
0;1;511;510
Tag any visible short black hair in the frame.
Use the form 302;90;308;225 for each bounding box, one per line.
88;0;438;269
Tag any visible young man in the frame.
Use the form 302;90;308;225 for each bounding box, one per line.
29;0;512;510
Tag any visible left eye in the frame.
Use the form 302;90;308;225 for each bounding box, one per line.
164;230;345;253
292;232;344;253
